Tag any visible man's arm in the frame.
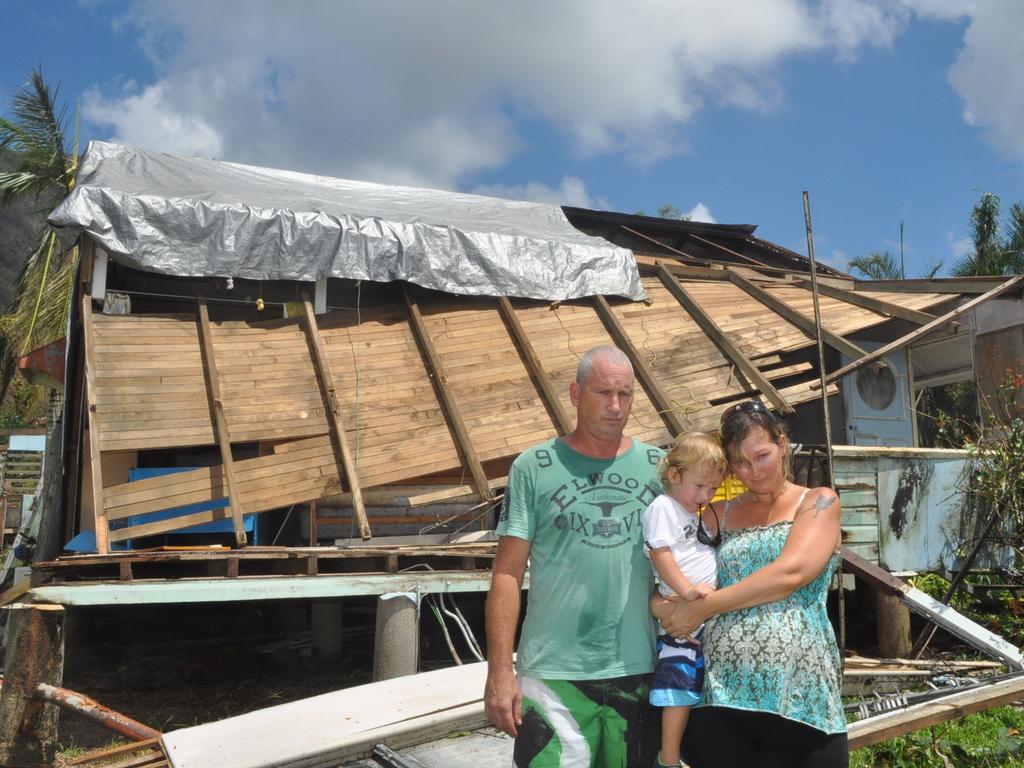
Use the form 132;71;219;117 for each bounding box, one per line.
484;535;531;737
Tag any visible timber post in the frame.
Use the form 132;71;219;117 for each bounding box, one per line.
0;603;66;767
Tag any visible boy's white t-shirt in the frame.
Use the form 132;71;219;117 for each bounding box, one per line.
642;493;718;598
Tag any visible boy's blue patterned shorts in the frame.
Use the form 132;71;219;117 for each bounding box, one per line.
649;628;704;707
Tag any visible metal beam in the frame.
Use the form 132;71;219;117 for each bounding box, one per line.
496;296;574;435
656;265;793;415
591;295;686;436
794;279;938;325
726;270;875;365
29;571;514;606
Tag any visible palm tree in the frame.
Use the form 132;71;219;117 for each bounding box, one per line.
951;192;1024;277
0;68;79;405
848;251;903;280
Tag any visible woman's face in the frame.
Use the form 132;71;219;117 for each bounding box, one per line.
726;426;787;494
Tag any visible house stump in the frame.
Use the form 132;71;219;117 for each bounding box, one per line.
0;603;65;767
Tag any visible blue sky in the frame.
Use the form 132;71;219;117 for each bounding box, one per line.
3;0;1023;277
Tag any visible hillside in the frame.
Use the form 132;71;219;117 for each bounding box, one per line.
0;151;62;312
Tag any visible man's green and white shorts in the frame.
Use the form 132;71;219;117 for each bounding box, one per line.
514;673;650;768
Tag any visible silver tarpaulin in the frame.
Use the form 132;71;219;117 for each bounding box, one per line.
49;142;645;302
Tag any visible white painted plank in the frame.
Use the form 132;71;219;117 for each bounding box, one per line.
163;662;488;768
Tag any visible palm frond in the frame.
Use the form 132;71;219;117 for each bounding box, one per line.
0;67;73;205
847;251;903;280
920;259;945;279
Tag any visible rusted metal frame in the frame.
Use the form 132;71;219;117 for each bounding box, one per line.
819;275;1024;388
725;269;876;366
847;673;1024;750
80;295;110;554
794;278;938;325
591;295;686;436
655;265;793;415
301;300;371;540
403;287;493;504
496;296;573;435
34;683;161;741
196;299;247;547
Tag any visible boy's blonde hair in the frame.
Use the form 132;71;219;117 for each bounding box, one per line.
658;431;727;487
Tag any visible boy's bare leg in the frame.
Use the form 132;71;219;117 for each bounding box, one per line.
659;705;690;765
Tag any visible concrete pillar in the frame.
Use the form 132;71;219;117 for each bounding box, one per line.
876;590;912;658
373;593;419;681
311;599;344;664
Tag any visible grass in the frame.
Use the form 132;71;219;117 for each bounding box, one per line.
850;706;1024;767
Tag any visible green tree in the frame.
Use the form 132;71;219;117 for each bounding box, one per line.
847;250;903;280
951;192;1024;276
0;68;79;404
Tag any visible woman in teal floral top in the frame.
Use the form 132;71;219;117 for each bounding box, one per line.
654;401;848;768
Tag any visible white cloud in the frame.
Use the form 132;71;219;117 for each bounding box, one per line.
947;232;972;260
84;82;224;159
78;0;977;191
472;176;607;209
686;203;717;223
947;0;1024;163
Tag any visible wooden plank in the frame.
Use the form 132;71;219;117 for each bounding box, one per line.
820;275;1024;387
197;299;247;547
81;295;110;554
591;295;685;435
725;270;874;363
301;300;371;541
160;662;490;768
657;265;793;415
793;279;937;325
404;288;492;503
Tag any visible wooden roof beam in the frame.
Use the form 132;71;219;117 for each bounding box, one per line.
656;265;794;416
197;299;247;548
496;297;574;436
818;275;1024;388
403;288;494;505
852;277;1012;294
591;295;687;436
726;270;877;367
794;279;938;325
301;300;371;541
80;293;109;554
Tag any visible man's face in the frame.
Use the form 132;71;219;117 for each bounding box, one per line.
570;357;635;442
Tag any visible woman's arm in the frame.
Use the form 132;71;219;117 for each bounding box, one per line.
661;488;841;637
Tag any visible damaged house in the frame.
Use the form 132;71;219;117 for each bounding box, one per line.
4;140;1024;766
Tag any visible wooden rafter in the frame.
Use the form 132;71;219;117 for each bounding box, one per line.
656;265;793;415
496;296;573;435
794;279;938;325
301;300;371;540
726;270;875;365
819;275;1024;387
196;299;247;547
80;294;109;554
852;277;1010;294
591;295;686;436
403;288;493;504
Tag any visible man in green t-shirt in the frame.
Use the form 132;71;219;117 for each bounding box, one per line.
485;346;664;767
